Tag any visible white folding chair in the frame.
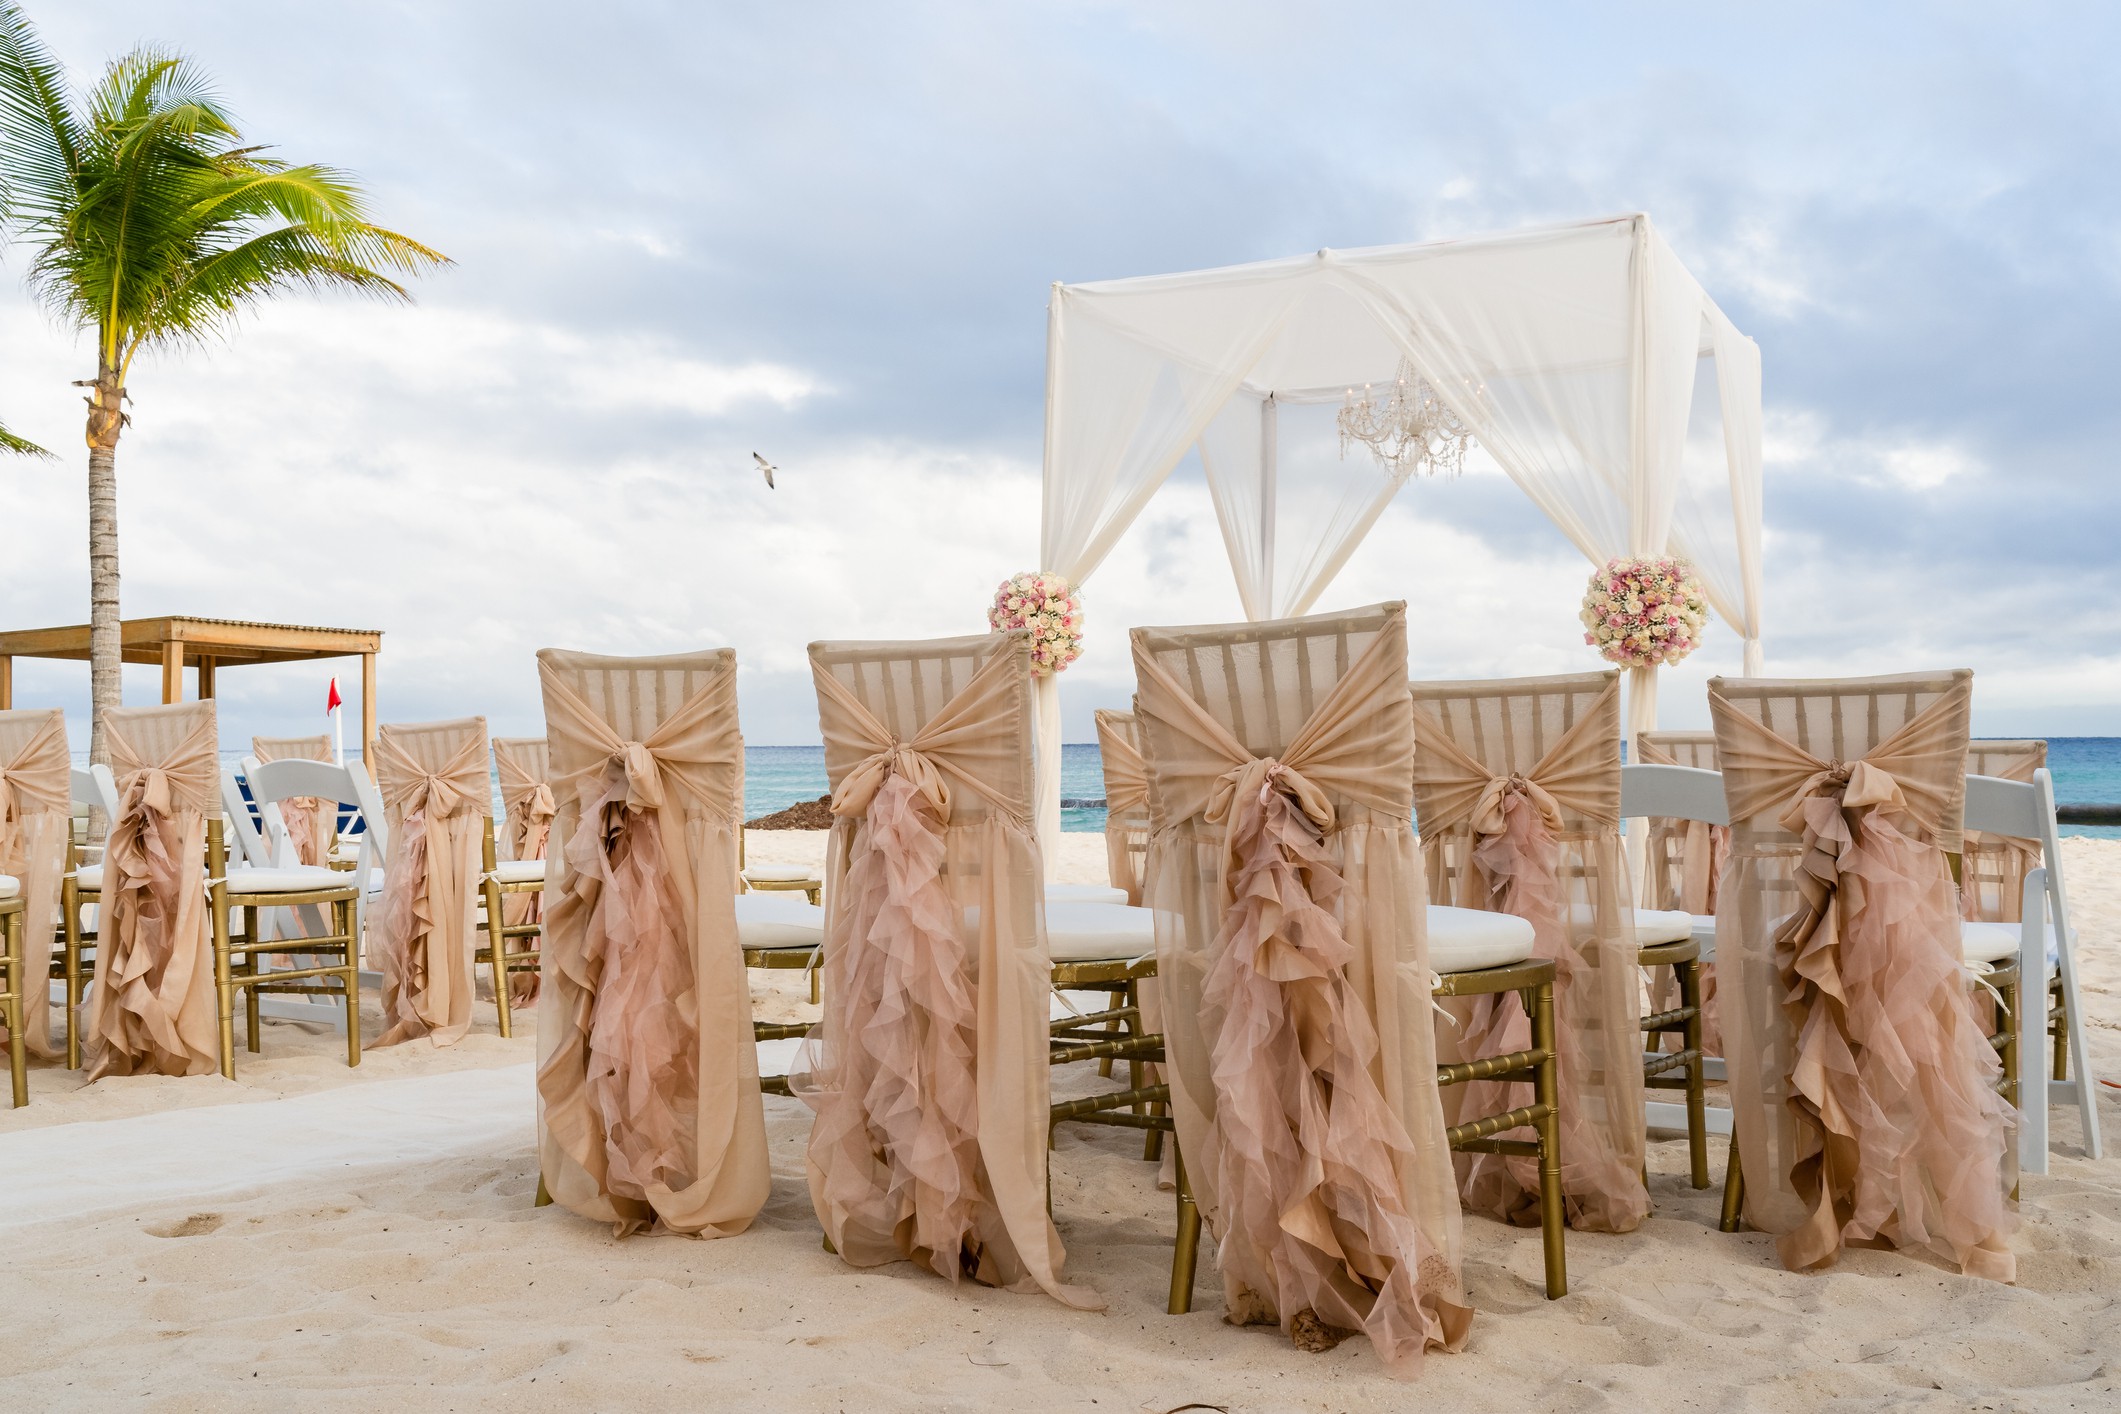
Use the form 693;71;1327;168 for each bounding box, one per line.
1962;769;2099;1171
1620;761;1733;1139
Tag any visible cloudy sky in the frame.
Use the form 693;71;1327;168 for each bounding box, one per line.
4;2;2117;747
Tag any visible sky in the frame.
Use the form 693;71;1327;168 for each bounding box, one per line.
3;2;2118;747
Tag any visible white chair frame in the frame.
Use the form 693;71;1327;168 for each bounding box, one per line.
1621;762;1733;1137
1964;768;2099;1171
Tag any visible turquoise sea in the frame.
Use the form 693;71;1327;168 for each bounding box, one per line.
742;738;2121;838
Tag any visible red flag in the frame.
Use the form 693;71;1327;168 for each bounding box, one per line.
326;677;342;713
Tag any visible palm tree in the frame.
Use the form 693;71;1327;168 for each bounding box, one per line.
0;3;447;762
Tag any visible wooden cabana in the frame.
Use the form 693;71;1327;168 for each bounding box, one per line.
0;616;381;767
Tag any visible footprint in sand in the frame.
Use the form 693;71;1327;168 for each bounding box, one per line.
145;1213;225;1239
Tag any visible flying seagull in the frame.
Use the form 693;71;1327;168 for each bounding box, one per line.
753;451;777;489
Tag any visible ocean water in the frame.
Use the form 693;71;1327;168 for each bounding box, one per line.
743;737;2121;836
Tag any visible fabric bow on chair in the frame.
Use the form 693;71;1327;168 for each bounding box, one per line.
1412;676;1649;1235
536;651;766;1239
370;724;489;1050
83;704;220;1080
0;710;71;1060
799;634;1095;1310
1134;611;1469;1376
1712;683;2014;1282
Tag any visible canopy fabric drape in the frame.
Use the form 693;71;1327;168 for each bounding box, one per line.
1037;215;1765;866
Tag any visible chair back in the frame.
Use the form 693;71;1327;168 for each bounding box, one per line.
811;631;1032;827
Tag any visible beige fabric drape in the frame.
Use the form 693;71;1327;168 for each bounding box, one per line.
1638;730;1728;1056
253;734;335;866
796;630;1094;1309
537;648;767;1238
1134;603;1467;1376
1410;671;1648;1235
1710;670;2014;1281
494;736;555;1006
1961;740;2046;923
0;709;70;1059
1094;708;1150;905
369;718;488;1049
83;702;219;1080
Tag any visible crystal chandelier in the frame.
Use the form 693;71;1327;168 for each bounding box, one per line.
1336;358;1475;479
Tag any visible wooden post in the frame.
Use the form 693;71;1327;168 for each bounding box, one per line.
360;651;377;779
160;639;183;705
0;655;11;710
197;655;216;699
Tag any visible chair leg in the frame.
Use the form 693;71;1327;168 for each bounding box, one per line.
1678;957;1709;1190
1719;1137;1746;1233
1168;1143;1201;1316
1531;976;1567;1300
62;893;81;1072
213;901;237;1082
341;899;362;1068
244;909;262;1054
485;880;512;1040
7;913;27;1108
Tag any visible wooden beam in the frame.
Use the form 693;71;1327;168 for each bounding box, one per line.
360;651;377;780
197;655;216;699
161;638;183;705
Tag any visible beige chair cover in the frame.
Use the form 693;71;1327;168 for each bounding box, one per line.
1094;708;1150;906
1134;603;1468;1375
253;733;335;866
0;708;70;1059
1410;670;1648;1235
1638;729;1728;1055
1961;739;2046;923
1710;670;2014;1282
796;629;1094;1309
537;648;767;1238
83;702;219;1080
369;717;488;1049
494;736;554;1005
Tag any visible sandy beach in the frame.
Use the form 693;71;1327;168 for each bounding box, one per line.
2;832;2117;1412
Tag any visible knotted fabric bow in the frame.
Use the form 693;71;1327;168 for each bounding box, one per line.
1410;676;1648;1235
535;653;763;1239
1133;615;1469;1374
84;705;219;1080
1711;684;2015;1282
0;710;75;1059
370;726;489;1050
799;640;1097;1309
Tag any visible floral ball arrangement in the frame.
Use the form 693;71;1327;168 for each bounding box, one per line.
1580;556;1709;669
989;572;1084;677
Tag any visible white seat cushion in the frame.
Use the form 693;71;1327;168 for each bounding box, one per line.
735;893;825;950
224;865;352;895
1427;905;1536;974
74;864;103;891
1962;919;2060;969
491;858;545;885
1046;901;1155;963
743;864;816;885
1633;908;1695;945
1045;883;1129;907
0;874;17;901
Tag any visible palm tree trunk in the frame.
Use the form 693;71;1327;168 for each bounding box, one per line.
84;357;125;769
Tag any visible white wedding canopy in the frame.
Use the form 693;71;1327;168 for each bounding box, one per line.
1034;214;1764;860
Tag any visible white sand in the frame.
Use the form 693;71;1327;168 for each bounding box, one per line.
3;832;2118;1410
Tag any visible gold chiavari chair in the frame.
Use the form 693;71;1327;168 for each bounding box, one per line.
1;877;26;1105
1411;670;1661;1244
1131;603;1472;1367
1709;670;2017;1282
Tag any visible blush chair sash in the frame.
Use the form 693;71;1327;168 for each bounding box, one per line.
537;649;765;1238
84;703;219;1079
1711;679;2013;1281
